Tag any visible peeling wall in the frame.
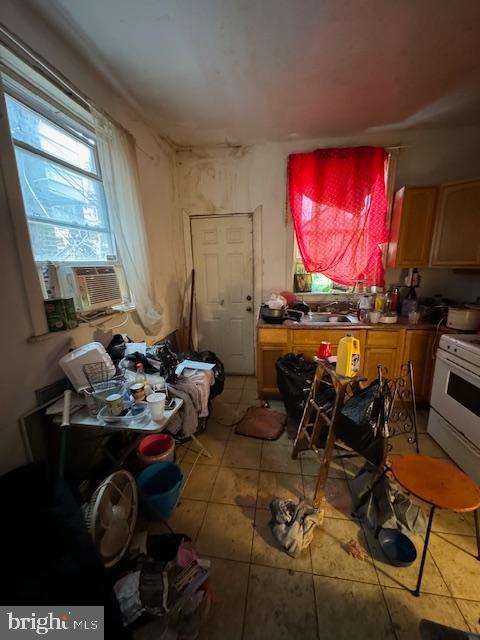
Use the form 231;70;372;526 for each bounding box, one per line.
176;126;480;301
0;1;185;473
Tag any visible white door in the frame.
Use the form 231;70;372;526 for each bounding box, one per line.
191;214;254;374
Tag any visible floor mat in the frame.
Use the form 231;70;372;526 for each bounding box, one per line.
234;406;286;441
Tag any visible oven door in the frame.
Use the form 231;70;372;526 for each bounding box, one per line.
430;350;480;448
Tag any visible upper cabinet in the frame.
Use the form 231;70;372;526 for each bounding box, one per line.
430;179;480;267
388;179;480;269
387;186;437;268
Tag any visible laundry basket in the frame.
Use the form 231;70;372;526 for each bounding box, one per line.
136;462;183;520
137;434;175;466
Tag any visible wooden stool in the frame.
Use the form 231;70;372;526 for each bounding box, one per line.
390;455;480;597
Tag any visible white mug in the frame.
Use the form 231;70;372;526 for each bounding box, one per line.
146;392;166;421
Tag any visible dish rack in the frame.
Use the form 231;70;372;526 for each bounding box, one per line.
82;361;130;414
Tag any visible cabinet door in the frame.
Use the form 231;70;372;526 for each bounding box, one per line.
257;346;288;398
431;180;480;267
363;348;401;384
387;187;437;268
403;330;435;402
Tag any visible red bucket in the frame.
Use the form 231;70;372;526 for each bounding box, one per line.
137;434;175;466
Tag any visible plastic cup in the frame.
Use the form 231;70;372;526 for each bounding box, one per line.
369;310;381;324
146;392;166;421
409;310;421;325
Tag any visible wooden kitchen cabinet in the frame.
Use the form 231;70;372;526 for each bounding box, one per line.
257;328;290;398
257;325;436;403
430;179;480;267
402;330;435;402
387;186;437;268
363;330;405;383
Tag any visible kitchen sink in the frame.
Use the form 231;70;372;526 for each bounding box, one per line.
302;312;359;325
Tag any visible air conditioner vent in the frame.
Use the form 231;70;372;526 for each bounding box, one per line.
84;273;121;305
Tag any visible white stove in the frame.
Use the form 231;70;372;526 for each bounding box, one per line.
428;334;480;483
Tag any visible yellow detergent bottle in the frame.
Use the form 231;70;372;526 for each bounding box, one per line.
336;334;361;377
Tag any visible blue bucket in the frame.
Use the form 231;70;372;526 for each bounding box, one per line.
136;461;183;520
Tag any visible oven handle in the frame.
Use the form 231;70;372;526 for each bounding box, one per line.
436;349;480;386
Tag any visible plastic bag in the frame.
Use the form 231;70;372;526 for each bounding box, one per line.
335;381;387;467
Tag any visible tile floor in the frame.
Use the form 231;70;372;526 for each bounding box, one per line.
150;375;480;640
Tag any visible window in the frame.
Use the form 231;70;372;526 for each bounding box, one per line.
293;239;353;294
4;88;115;263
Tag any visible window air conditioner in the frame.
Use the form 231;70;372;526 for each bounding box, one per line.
57;265;127;313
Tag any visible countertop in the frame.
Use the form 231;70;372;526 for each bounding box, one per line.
257;316;445;331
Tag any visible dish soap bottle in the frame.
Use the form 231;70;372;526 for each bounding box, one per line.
336;334;361;377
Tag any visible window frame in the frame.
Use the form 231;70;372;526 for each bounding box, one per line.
4;81;117;266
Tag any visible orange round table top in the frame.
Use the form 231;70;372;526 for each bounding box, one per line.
391;455;480;512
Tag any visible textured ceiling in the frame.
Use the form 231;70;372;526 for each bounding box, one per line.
28;0;480;145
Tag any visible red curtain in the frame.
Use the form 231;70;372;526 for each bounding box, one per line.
288;146;388;286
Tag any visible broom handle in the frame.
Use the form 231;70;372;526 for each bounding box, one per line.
58;389;72;479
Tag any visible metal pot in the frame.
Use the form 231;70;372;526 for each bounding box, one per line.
261;305;286;324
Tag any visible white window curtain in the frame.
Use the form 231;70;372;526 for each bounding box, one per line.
92;109;162;335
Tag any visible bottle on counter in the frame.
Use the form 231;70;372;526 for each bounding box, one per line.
135;363;147;385
390;287;400;313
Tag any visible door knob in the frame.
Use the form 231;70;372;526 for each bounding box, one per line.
246;295;252;301
246;307;252;312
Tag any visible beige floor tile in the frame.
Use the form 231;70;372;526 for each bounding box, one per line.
174;443;189;463
222;438;262;470
196;503;254;562
251;508;312;572
261;443;302;474
418;433;450;458
204;419;234;440
211;466;259;507
383;587;470;640
389;433;450;459
432;509;476;536
303;477;353;519
244;565;318;640
243;376;258;391
210;400;242;424
220;387;243;403
364;527;449;595
198;557;249;640
180;462;218;501
224;376;245;389
182;434;226;466
267;429;291;446
257;471;304;509
429;532;480;600
299;449;346;478
310;517;378;584
455;598;480;634
314;575;395;640
416;409;429;433
162;498;207;539
239;386;260;404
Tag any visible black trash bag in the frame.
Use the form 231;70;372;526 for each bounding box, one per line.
176;350;225;398
106;334;133;364
336;380;387;468
276;353;335;423
122;343;179;381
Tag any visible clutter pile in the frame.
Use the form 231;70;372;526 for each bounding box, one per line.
114;533;211;638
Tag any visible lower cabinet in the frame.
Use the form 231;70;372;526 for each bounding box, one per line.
402;330;435;402
362;330;405;384
257;326;435;403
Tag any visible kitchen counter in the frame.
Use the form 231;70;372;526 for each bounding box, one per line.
257;316;443;331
